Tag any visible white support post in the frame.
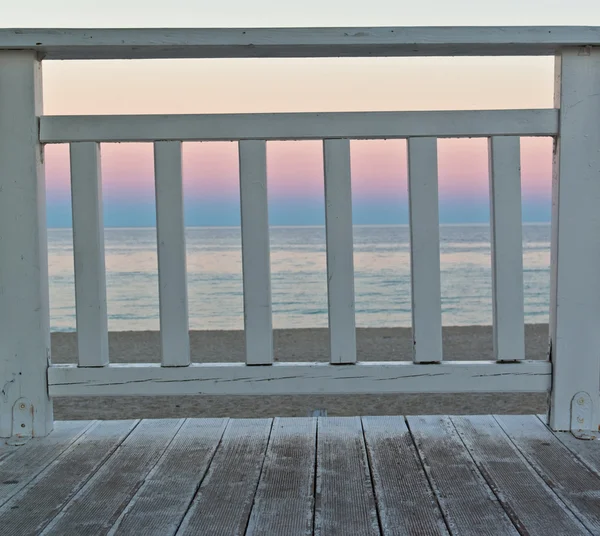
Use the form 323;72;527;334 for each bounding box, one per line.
488;136;525;362
70;142;109;367
239;140;273;365
549;47;600;432
154;141;190;367
0;51;53;438
407;138;443;363
323;138;357;364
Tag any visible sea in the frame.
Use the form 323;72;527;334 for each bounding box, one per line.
47;223;551;332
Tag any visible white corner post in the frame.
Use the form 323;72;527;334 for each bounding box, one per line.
549;47;600;433
0;51;53;438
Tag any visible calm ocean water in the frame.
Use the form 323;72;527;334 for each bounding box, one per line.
48;224;551;332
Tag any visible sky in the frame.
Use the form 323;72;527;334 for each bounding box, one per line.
5;1;600;227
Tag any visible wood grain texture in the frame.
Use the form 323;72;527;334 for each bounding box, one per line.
496;414;600;533
0;420;136;536
70;141;109;367
488;136;525;362
549;48;600;431
246;418;316;536
362;416;448;535
41;419;183;536
452;415;589;535
407;138;443;363
3;27;600;59
314;417;379;536
154;141;190;367
0;416;596;534
0;51;53;437
110;418;227;536
0;421;92;507
0;442;19;464
40;109;558;143
239;140;273;365
407;415;518;535
543;420;600;477
323;139;356;364
177;419;272;536
48;360;551;397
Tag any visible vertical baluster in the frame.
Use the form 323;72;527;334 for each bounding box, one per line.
70;142;109;367
488;136;525;362
407;137;443;363
154;141;190;367
323;138;357;364
239;140;273;365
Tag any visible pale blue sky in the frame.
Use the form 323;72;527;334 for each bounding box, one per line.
3;0;600;28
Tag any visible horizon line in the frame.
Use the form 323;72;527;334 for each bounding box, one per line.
47;221;552;230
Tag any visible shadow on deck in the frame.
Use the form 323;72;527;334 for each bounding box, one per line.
1;415;599;535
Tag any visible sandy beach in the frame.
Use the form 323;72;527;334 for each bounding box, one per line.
51;324;549;420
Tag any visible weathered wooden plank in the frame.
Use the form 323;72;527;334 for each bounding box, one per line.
323;139;356;364
407;416;518;535
41;419;183;535
246;418;316;536
407;137;443;363
488;136;525;362
40;109;559;143
4;27;600;59
495;415;600;533
177;418;272;536
0;420;136;536
542;418;600;477
0;421;92;507
0;51;53;438
362;416;448;535
238;140;273;365
314;417;379;536
110;419;227;536
452;415;589;535
154;141;190;367
48;360;551;396
70;141;109;367
549;48;600;432
0;445;18;464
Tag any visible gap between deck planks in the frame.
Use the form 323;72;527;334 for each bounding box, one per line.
2;416;599;536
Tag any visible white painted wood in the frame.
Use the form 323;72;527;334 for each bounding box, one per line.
0;51;53;438
1;27;600;59
47;361;551;397
40;109;558;143
238;140;273;365
70;142;109;367
323;139;356;364
549;47;600;432
407;138;443;363
488;136;525;362
154;141;190;367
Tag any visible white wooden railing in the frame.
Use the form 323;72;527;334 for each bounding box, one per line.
1;27;600;439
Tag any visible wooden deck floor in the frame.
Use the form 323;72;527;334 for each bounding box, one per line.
1;416;599;535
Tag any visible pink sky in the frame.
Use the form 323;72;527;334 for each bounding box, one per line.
45;137;552;203
42;56;555;215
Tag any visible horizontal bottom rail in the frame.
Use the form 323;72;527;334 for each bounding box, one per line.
48;361;551;397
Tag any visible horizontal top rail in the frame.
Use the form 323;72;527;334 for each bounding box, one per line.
1;27;600;59
40;109;558;143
